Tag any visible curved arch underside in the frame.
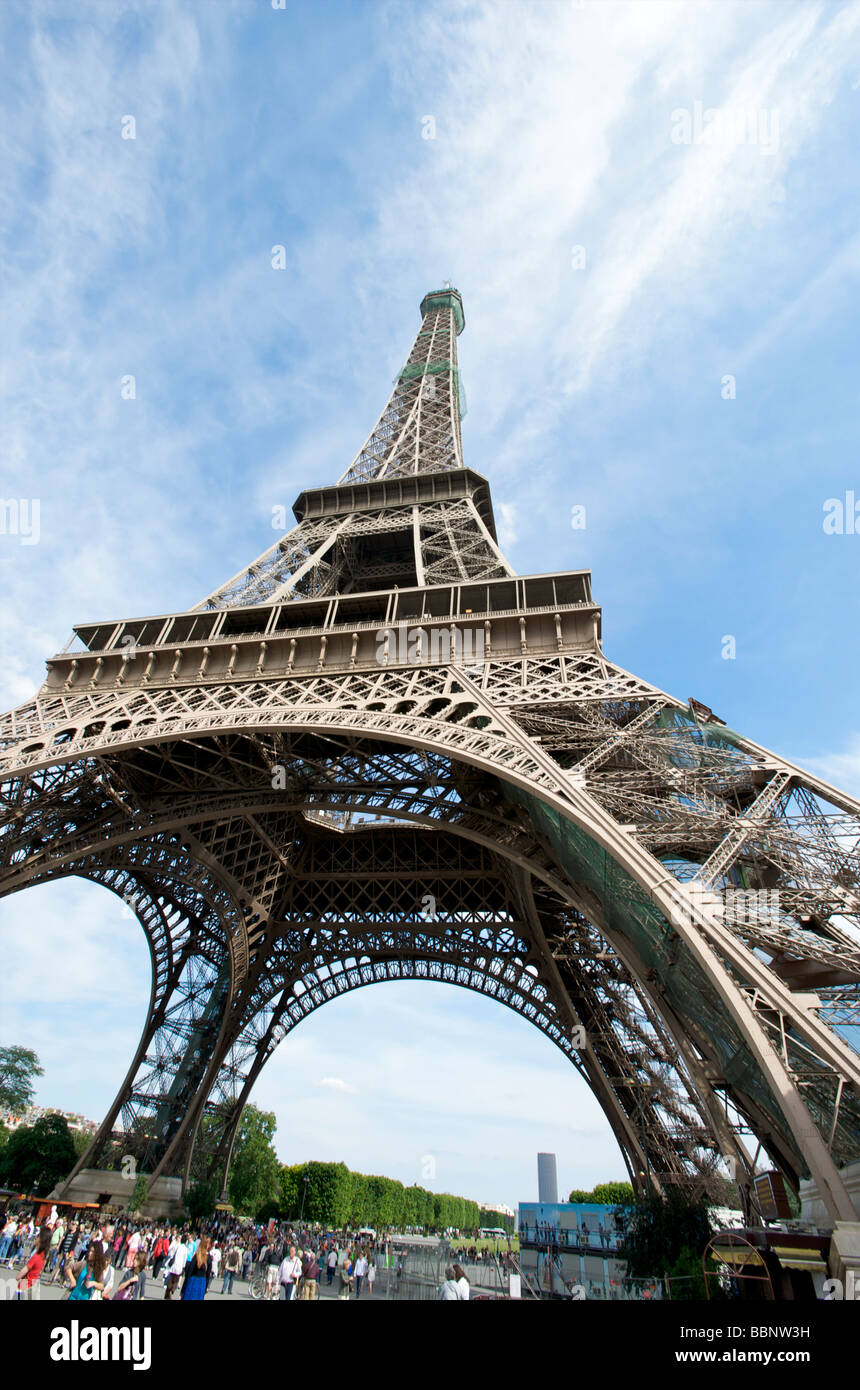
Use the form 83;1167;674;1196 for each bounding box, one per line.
2;692;859;1218
4;287;857;1221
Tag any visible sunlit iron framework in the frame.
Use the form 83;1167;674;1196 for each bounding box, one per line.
2;286;859;1220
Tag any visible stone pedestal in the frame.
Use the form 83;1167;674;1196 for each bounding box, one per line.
799;1158;860;1226
828;1222;860;1300
49;1169;184;1220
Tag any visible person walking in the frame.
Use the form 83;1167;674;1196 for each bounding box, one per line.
209;1241;222;1285
221;1243;242;1296
181;1235;211;1300
338;1257;353;1300
164;1231;188;1300
124;1227;142;1271
69;1242;110;1302
114;1250;147;1301
278;1245;302;1302
91;1243;115;1301
300;1249;320;1300
0;1215;17;1263
353;1250;368;1297
326;1246;338;1286
367;1257;376;1297
52;1223;79;1285
151;1230;170;1281
438;1265;460;1300
16;1230;50;1299
67;1246;96;1302
9;1215;33;1267
46;1219;65;1274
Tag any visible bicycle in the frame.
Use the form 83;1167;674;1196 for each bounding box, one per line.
248;1269;280;1300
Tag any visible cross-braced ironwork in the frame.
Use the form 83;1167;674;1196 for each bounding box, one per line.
2;286;858;1219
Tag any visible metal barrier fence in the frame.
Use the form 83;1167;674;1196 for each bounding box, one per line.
372;1243;535;1300
336;1240;687;1301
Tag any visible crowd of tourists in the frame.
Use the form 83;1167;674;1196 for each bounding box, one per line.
448;1242;516;1268
0;1203;387;1301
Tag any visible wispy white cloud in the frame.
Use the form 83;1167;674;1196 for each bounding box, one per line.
372;0;860;571
318;1076;359;1095
254;982;614;1202
2;0;860;1210
803;734;860;800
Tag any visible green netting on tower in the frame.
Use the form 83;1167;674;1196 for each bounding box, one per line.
419;289;465;334
500;780;819;1165
396;359;467;421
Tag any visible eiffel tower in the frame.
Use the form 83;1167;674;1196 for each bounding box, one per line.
4;286;859;1226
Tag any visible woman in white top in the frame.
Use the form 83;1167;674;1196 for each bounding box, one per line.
452;1263;470;1300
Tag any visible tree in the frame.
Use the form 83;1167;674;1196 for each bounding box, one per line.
185;1178;217;1223
347;1172;369;1226
568;1181;634;1205
288;1161;354;1226
279;1164;301;1218
227;1104;280;1217
666;1244;711;1300
0;1112;76;1195
591;1181;635;1206
0;1046;44;1114
620;1190;713;1280
274;1155;487;1234
479;1207;514;1233
0;1122;8;1151
128;1173;149;1215
71;1129;92;1162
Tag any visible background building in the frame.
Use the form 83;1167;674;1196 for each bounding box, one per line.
537;1152;558;1204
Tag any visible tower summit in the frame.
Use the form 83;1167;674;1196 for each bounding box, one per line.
195;286;505;608
1;288;858;1225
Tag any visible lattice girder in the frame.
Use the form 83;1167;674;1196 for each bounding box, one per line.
3;287;859;1223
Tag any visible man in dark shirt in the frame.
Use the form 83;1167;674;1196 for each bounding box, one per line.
53;1225;79;1286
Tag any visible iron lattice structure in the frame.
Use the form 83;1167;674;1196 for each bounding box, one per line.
2;286;859;1219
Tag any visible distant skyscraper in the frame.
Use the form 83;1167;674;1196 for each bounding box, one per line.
537;1152;558;1204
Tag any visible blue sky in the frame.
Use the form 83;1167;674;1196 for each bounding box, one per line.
1;0;859;1210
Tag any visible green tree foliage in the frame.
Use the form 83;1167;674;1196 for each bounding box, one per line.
620;1190;713;1280
0;1112;76;1195
0;1122;8;1151
128;1173;149;1214
291;1161;354;1226
227;1104;281;1217
404;1185;436;1228
591;1182;635;1206
185;1178;217;1223
269;1159;482;1232
567;1181;634;1205
478;1207;515;1233
349;1173;368;1226
665;1245;717;1300
0;1046;44;1114
71;1129;92;1161
279;1164;300;1216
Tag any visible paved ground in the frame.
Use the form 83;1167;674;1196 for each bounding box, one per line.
5;1266;378;1303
